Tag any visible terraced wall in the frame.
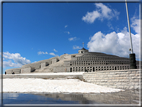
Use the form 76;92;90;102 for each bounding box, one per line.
83;69;141;89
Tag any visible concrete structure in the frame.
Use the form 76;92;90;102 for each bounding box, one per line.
5;48;141;74
83;69;140;89
3;69;141;90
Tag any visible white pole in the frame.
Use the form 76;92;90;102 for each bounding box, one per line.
125;0;133;54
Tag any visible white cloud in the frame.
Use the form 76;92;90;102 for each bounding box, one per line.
53;49;58;52
95;3;112;19
65;25;68;28
3;60;22;68
82;3;120;23
68;37;77;41
107;22;114;30
113;9;119;20
49;52;58;56
38;51;58;56
1;52;31;68
64;31;70;34
67;31;70;34
49;53;55;56
87;27;140;60
131;15;140;34
38;51;48;55
82;11;101;23
73;45;82;49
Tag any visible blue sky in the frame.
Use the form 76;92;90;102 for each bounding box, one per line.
2;2;140;73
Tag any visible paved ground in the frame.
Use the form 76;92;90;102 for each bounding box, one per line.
3;78;123;93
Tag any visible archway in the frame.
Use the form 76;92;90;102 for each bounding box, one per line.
93;67;95;72
70;68;72;72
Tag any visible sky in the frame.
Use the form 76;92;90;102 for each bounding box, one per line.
1;2;140;73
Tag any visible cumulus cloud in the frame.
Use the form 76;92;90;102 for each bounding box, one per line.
1;52;31;68
95;3;112;19
82;3;119;23
87;27;140;60
53;49;58;52
131;15;140;34
82;11;101;23
38;51;48;55
68;37;77;41
73;45;82;49
3;60;21;68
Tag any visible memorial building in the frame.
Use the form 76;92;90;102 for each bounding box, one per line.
5;46;140;74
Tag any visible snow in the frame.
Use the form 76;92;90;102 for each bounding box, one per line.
3;78;123;93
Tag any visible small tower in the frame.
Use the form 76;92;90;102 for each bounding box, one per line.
78;42;88;54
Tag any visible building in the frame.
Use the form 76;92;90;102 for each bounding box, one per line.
5;48;140;74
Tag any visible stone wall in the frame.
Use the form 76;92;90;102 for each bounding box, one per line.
83;69;141;89
41;62;48;68
52;58;58;64
21;67;35;73
21;62;41;69
5;68;21;74
64;61;70;66
53;66;70;72
2;74;83;79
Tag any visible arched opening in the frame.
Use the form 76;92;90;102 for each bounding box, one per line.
5;72;6;75
46;63;49;66
85;68;88;72
115;67;116;70
12;72;15;74
93;67;95;72
70;68;72;72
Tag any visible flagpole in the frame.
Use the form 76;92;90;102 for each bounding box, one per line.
125;0;136;69
125;0;133;54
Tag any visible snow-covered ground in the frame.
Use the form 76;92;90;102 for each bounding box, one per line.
3;78;123;93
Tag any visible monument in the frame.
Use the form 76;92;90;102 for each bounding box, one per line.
5;43;141;74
